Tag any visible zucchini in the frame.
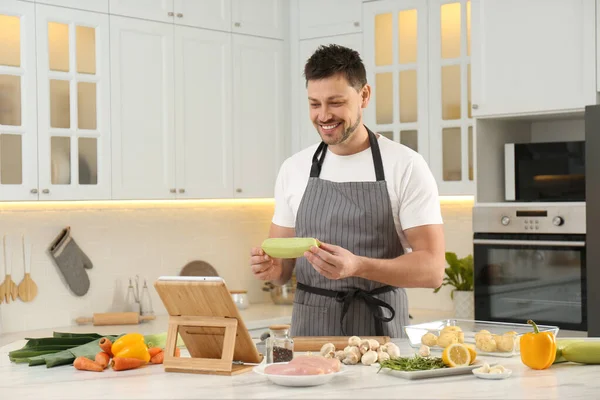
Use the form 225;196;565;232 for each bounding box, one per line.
261;238;321;259
561;341;600;364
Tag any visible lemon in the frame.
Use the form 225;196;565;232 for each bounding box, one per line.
442;343;472;367
465;344;477;364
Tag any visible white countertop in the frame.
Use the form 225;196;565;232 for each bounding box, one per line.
2;336;599;399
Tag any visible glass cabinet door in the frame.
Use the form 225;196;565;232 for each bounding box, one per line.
429;0;474;195
363;0;429;162
35;4;110;200
0;0;38;201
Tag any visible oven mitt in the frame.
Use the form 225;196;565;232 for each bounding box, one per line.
48;226;93;296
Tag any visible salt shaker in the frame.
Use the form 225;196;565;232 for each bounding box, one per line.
124;278;140;314
139;279;154;316
266;324;294;364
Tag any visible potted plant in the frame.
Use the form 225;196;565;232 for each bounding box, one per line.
434;252;474;320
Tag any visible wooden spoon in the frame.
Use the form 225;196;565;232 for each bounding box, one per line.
2;235;18;303
18;234;37;302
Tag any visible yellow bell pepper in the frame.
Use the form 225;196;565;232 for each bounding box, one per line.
520;320;556;370
111;333;151;363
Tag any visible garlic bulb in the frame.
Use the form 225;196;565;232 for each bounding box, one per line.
418;344;430;357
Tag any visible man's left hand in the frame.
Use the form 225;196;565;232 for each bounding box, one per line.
304;242;362;280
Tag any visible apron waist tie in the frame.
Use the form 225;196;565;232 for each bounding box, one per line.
296;282;396;336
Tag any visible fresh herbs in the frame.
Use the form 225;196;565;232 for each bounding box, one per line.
377;355;447;372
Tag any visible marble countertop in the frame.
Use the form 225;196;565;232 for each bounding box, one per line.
2;336;599;399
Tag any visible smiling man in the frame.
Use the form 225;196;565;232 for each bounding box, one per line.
250;44;446;337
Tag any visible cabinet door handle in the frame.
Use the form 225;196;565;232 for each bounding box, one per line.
236;188;242;193
176;13;183;18
42;189;49;194
234;22;241;27
178;188;185;193
30;188;38;194
168;11;174;16
170;188;176;193
472;104;479;110
354;21;360;27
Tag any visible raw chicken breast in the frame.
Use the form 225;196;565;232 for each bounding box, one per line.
264;355;342;375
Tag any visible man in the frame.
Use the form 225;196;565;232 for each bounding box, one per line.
250;44;446;337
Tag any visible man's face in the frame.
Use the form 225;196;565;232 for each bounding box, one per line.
307;74;368;146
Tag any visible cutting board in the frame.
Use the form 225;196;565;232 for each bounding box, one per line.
292;336;391;352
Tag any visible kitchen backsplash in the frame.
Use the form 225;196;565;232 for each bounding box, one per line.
0;198;473;334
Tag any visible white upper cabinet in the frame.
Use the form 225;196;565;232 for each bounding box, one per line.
173;0;231;31
36;0;109;14
471;0;596;117
110;16;175;199
296;34;363;152
362;0;429;162
232;35;285;198
428;0;474;195
298;0;362;40
35;4;111;200
109;0;174;23
174;26;233;199
231;0;286;40
0;0;38;201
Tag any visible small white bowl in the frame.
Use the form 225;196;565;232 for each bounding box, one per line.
473;368;512;380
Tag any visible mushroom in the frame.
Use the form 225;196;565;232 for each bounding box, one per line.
361;350;378;366
384;342;401;358
377;349;390;363
359;339;372;355
348;336;361;347
368;339;380;351
334;350;345;361
320;343;336;358
342;346;360;365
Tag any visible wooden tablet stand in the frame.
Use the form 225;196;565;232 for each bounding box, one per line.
154;277;264;376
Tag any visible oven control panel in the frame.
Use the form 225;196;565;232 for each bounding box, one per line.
473;204;585;234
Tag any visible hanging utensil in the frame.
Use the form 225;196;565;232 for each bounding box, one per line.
18;234;38;302
2;235;18;303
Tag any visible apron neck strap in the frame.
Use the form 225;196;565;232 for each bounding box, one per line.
310;126;385;181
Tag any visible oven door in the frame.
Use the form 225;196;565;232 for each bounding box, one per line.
473;233;586;331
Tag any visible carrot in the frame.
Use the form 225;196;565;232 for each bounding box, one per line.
99;337;113;357
111;357;146;371
73;356;104;372
148;347;162;358
175;348;180;357
150;350;164;364
95;351;110;369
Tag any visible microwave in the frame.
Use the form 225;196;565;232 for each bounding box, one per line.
505;141;585;202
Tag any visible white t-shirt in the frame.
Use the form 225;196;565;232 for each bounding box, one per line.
272;135;444;251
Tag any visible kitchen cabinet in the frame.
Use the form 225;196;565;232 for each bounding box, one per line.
0;0;38;201
471;0;596;117
427;0;474;195
36;0;109;14
108;0;174;23
109;16;175;199
296;34;363;152
232;34;285;198
362;0;430;162
231;0;287;40
35;4;111;200
173;0;231;32
298;0;362;40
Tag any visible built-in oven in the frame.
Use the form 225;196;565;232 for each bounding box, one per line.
505;141;585;202
472;204;586;331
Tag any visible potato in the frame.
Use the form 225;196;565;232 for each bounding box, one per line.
438;332;459;348
421;332;438;347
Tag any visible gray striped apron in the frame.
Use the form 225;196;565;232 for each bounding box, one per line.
290;127;409;338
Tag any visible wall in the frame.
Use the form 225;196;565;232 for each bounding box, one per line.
0;198;473;334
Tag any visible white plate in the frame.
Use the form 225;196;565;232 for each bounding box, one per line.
373;361;496;380
253;363;348;387
473;368;512;380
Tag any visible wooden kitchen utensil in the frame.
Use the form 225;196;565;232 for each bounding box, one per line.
75;312;156;326
154;276;263;376
1;235;18;303
292;336;391;352
179;260;219;277
18;234;38;302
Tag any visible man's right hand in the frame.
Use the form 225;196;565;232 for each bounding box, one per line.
250;247;283;281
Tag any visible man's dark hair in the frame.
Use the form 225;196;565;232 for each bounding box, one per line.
304;44;367;91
